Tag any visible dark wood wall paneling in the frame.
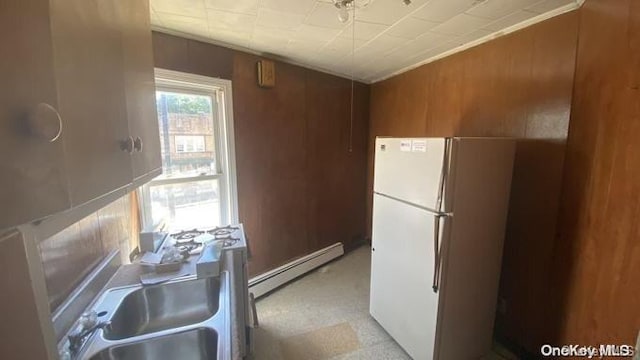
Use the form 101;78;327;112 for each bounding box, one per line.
152;33;369;276
306;72;369;256
153;32;233;80
368;13;579;353
38;194;134;310
551;0;640;347
232;53;309;275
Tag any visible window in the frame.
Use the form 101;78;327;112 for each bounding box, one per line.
140;69;238;231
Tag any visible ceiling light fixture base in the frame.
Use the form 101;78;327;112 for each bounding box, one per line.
333;0;372;23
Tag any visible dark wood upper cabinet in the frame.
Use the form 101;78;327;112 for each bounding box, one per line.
119;0;162;180
50;0;133;206
0;0;160;230
0;0;72;229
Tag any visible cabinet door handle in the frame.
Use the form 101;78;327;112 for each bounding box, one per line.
28;103;62;142
133;136;143;152
120;136;134;154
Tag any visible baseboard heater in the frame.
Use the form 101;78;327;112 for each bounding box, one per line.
249;242;344;298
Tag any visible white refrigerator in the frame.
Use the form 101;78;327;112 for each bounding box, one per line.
370;137;516;360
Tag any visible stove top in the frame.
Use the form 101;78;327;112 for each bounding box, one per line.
168;225;243;255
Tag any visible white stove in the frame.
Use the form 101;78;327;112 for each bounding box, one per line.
165;223;253;358
165;225;246;256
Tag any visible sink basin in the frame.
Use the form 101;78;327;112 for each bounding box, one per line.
89;328;218;360
68;272;230;360
104;277;220;340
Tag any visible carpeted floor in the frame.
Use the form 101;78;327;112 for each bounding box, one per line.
248;245;516;360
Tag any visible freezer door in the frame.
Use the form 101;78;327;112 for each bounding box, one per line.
374;138;447;211
370;193;440;360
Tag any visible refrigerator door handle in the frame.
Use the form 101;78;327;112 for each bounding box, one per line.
432;214;445;293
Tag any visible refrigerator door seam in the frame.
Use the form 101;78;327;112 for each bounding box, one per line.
436;138;452;213
374;192;452;216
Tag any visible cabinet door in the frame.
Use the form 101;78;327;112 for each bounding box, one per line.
119;0;162;180
0;0;71;230
50;0;133;206
0;231;55;359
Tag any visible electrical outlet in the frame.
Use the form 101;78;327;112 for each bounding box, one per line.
497;297;507;315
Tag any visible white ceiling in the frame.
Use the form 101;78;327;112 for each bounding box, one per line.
150;0;580;83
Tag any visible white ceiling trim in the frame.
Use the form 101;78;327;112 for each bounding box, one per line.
369;0;580;83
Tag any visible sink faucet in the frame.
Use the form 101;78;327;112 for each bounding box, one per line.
65;311;111;358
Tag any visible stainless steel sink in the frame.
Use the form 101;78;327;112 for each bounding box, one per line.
105;277;220;340
89;328;218;360
67;272;231;360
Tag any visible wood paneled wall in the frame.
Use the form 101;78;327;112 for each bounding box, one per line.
38;194;134;310
152;33;370;276
152;32;233;80
368;12;579;352
550;0;640;347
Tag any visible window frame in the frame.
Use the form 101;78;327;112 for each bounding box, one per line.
139;68;239;229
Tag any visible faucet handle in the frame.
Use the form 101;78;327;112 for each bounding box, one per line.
79;311;99;329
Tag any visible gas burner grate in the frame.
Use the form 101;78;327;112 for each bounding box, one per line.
216;235;240;247
177;243;199;254
174;239;195;247
171;229;205;242
207;225;239;237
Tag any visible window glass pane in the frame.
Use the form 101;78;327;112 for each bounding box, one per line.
156;91;217;178
148;179;221;230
